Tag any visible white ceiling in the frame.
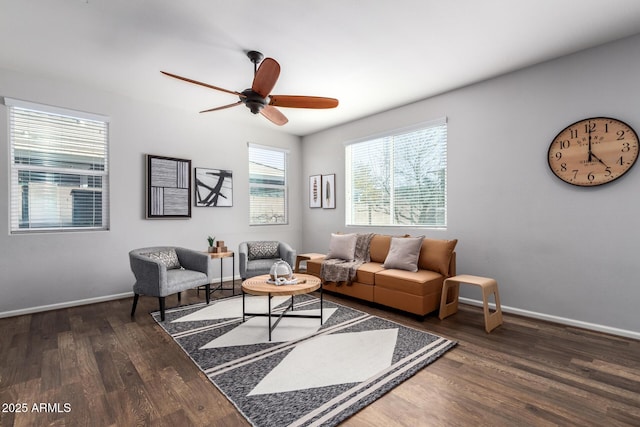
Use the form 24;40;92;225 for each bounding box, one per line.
2;0;640;136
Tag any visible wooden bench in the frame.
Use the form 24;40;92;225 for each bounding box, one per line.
439;274;503;333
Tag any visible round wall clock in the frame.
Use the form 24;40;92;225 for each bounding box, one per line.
548;117;639;186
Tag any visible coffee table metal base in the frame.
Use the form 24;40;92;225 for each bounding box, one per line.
242;290;323;341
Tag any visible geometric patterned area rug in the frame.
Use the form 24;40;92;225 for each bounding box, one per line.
152;294;456;427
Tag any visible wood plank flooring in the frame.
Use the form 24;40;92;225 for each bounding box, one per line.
1;283;639;426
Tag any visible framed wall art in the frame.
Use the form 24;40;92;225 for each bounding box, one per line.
322;174;336;209
146;154;191;218
195;168;233;207
309;174;322;208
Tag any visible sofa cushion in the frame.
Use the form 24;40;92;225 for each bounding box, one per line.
375;268;445;296
248;241;279;260
142;249;181;270
326;233;358;261
418;238;458;276
369;234;392;263
353;262;386;285
382;236;424;272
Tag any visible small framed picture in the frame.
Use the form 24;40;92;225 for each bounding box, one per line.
322;174;336;209
309;175;322;208
195;168;233;207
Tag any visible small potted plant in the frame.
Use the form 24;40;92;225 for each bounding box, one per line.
207;235;216;253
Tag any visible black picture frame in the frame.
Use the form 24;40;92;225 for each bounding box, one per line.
146;154;192;218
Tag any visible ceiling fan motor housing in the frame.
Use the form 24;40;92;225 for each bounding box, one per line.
241;88;267;114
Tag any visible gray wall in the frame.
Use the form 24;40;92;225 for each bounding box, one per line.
2;34;639;339
301;34;640;338
0;68;302;315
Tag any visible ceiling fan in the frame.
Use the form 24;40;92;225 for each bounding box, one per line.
161;51;339;126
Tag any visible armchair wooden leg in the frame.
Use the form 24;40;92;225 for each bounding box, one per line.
131;294;139;317
159;297;166;321
205;284;211;304
177;292;181;303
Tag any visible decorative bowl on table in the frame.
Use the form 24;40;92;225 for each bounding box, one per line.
268;260;295;285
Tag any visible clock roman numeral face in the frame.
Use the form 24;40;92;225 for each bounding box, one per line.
548;117;639;186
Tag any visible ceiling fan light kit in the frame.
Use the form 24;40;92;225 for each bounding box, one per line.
161;50;338;126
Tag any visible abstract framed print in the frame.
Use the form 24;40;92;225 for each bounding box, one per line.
195;168;233;207
146;154;191;218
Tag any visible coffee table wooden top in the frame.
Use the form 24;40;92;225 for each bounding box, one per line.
242;273;321;296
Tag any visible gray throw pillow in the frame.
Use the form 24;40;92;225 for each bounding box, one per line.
326;233;358;261
382;236;424;272
248;241;280;260
143;249;182;269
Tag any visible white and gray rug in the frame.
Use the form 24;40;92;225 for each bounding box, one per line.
152;294;456;426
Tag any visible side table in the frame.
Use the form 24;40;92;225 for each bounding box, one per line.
203;251;235;295
294;253;326;273
439;274;503;333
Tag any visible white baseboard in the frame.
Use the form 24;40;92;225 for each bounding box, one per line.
0;291;134;319
0;274;240;319
3;285;637;341
459;297;640;341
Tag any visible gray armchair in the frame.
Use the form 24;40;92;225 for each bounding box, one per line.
129;246;212;321
238;241;296;280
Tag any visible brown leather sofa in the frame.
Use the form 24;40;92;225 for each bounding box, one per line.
306;234;457;316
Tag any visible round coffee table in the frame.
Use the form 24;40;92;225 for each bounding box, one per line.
241;273;323;341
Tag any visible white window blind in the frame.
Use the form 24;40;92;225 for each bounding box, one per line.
6;98;110;233
345;118;447;227
248;143;288;225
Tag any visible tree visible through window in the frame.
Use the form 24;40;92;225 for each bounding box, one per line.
6;98;110;233
345;119;447;227
248;144;288;225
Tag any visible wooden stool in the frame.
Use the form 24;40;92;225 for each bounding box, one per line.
439;274;503;333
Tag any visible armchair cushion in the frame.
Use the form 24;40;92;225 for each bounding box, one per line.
141;249;182;269
248;241;280;260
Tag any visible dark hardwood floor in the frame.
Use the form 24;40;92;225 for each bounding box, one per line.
1;282;639;426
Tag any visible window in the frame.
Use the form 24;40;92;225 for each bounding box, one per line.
6;98;109;233
248;143;288;225
345;118;447;227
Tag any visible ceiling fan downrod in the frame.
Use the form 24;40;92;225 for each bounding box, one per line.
246;50;264;75
242;50;268;113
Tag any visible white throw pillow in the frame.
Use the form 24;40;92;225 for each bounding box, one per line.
326;233;358;261
382;236;424;272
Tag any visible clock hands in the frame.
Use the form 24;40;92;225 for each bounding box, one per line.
590;151;609;168
585;121;608;167
587;123;593;163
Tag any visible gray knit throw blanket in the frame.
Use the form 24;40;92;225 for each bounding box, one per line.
320;233;375;284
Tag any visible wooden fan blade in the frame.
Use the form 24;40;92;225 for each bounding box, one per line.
269;95;339;109
161;71;243;97
199;101;242;113
252;58;280;98
260;105;288;126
